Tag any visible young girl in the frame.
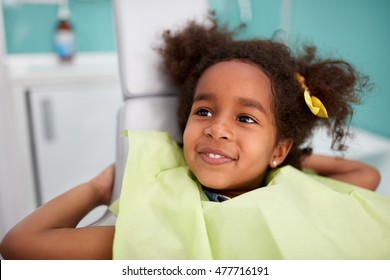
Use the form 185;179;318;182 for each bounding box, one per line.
1;18;388;260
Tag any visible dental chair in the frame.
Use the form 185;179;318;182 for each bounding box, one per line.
97;0;390;228
95;0;209;225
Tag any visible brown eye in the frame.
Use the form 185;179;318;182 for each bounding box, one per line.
237;115;255;123
196;109;213;117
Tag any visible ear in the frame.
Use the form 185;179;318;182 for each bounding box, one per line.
269;139;293;168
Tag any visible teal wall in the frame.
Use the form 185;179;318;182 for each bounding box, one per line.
290;0;390;139
2;0;116;53
3;0;390;139
209;0;282;39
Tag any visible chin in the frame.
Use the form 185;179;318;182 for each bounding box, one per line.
197;176;236;191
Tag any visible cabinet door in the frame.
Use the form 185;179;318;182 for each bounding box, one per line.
28;82;122;226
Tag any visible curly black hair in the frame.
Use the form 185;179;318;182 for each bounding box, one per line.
157;16;370;169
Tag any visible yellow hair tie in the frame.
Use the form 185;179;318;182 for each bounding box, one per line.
295;73;328;118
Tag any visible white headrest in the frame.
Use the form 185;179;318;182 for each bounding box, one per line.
113;0;209;98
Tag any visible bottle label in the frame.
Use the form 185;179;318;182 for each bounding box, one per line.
55;30;74;59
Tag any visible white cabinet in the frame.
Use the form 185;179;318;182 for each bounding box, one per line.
28;82;122;225
5;53;123;228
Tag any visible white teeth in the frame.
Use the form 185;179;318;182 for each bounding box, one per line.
207;153;224;159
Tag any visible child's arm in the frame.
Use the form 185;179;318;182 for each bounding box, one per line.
0;165;115;260
302;154;381;191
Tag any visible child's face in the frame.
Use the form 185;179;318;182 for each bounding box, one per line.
183;60;286;197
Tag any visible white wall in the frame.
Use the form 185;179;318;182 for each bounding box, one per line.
0;0;37;240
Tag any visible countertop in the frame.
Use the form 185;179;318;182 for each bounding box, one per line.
5;52;120;85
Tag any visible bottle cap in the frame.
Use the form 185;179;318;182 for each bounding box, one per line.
58;2;70;20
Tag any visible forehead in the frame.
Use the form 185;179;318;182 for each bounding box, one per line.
197;60;270;89
195;60;273;106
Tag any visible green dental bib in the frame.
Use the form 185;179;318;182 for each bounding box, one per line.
112;131;390;259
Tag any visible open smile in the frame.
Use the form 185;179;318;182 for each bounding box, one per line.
198;149;237;165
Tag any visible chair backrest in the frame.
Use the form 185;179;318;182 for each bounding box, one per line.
110;0;210;205
113;0;209;98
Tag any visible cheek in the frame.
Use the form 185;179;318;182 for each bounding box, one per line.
245;133;276;164
183;118;200;143
182;124;195;159
183;123;192;146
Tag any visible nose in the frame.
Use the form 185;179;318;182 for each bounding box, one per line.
204;117;233;140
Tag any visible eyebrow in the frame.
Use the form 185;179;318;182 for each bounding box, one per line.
193;92;214;102
193;92;267;115
238;97;267;115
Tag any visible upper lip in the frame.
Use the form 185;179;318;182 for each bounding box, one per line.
197;147;237;160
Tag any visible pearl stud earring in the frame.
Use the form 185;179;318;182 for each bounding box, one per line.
272;160;277;167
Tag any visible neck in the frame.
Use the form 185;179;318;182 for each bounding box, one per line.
202;187;245;198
